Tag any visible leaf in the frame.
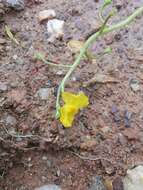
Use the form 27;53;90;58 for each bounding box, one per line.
67;40;93;60
104;0;112;5
67;40;85;53
83;73;119;87
5;25;19;45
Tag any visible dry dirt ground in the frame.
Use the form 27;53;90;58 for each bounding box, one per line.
0;0;143;189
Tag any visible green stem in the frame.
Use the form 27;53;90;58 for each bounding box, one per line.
99;3;108;24
35;52;72;68
99;1;116;26
56;6;143;117
42;59;72;68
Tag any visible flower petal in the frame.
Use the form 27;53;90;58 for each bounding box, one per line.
62;92;89;109
59;91;89;128
60;105;78;127
76;92;89;108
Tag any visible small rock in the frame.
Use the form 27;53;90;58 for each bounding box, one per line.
0;38;6;44
124;110;132;128
3;0;25;10
56;168;60;177
105;36;114;45
38;9;56;22
27;157;32;162
28;163;33;168
72;77;77;82
123;165;143;190
105;166;115;175
41;176;47;182
36;88;52;100
2;114;17;126
111;105;121;123
114;112;121;123
16;185;28;190
35;184;62;190
0;97;6;107
112;177;124;190
100;126;111;134
56;70;63;75
13;54;18;60
124;110;132;120
7;89;26;104
89;176;107;190
104;179;113;190
130;79;140;92
111;105;118;114
47;19;64;42
0;82;8;92
42;156;48;161
123;128;139;140
117;133;127;145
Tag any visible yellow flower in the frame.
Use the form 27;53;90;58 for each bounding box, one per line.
60;92;89;128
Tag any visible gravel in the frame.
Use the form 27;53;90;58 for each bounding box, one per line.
35;184;62;190
2;114;17;126
36;88;52;100
89;176;107;190
0;82;8;92
3;0;25;10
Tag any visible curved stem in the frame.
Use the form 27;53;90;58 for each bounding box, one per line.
99;0;115;27
99;4;107;24
35;52;72;68
43;59;72;68
56;6;143;117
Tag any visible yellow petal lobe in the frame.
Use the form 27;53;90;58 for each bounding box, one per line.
62;92;89;108
60;92;89;127
60;105;78;127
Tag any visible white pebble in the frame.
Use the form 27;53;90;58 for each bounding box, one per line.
38;9;56;22
42;156;48;161
56;71;63;75
47;19;64;42
123;165;143;190
13;54;18;60
35;185;62;190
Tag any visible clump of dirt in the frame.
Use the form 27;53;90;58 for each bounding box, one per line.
0;0;143;189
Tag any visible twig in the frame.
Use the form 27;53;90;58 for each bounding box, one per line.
35;52;72;68
1;124;54;143
2;125;34;138
69;150;112;163
56;6;143;117
42;58;72;68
